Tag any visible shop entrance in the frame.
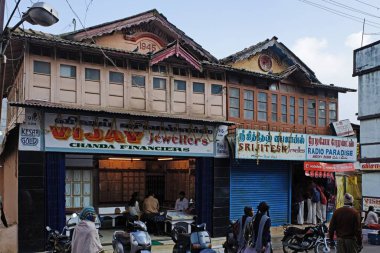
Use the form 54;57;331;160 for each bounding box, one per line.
146;174;165;204
291;163;336;224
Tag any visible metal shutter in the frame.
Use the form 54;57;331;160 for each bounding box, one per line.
230;160;290;226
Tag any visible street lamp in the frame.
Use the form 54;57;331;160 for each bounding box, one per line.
1;1;59;56
0;1;59;133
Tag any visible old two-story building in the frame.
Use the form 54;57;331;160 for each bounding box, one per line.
220;37;357;226
0;9;236;251
0;9;358;252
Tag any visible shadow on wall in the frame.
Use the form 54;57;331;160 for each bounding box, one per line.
0;224;17;253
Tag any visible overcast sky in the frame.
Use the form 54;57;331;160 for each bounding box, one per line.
6;0;380;124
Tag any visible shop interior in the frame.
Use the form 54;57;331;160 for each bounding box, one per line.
291;163;336;224
65;154;197;230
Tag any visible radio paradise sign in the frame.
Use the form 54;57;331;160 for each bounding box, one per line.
306;135;357;162
235;129;306;160
44;113;216;156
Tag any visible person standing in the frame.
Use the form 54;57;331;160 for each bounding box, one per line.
329;193;362;253
0;194;8;228
236;206;254;252
294;184;304;225
175;191;189;212
317;185;327;222
71;206;103;253
305;182;313;224
311;182;321;224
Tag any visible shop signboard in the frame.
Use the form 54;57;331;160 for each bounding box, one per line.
360;163;380;171
306;135;357;162
18;108;42;151
330;119;355;137
235;129;306;160
304;161;355;179
362;196;380;212
215;125;229;158
44;113;216;157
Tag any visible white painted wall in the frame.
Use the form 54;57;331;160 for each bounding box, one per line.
362;173;380;198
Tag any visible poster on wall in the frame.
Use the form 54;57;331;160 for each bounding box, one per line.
44;113;216;157
360;163;380;171
235;129;306;160
306;135;357;162
215;125;229;158
18;108;42;151
363;196;380;212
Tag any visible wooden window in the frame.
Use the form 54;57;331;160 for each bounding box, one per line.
329;102;337;123
152;65;167;73
153;77;166;90
60;64;76;78
34;60;51;75
85;68;100;81
30;44;52;57
229;88;240;118
109;71;124;84
130;61;147;71
132;75;145;87
281;95;287;123
298;98;304;125
65;169;92;209
244;90;254;120
271;94;278;122
57;49;79;61
174;80;186;91
318;101;327;126
290;96;295;124
307;99;316;126
258;92;267;121
193;82;205;93
211;84;223;95
173;67;187;76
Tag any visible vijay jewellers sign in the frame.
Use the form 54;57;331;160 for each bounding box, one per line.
43;113;217;157
236;129;357;162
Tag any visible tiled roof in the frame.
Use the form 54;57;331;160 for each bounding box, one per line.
10;100;234;125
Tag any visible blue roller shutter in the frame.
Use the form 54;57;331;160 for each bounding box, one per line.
230;160;290;226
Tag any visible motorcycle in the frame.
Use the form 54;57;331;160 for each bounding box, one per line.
172;223;217;253
46;213;78;253
112;220;152;253
281;221;336;253
223;219;238;253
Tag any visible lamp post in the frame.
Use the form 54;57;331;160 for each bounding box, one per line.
0;1;59;133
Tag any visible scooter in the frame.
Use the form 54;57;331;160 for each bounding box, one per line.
223;220;238;253
112;220;152;253
172;223;217;253
46;213;78;253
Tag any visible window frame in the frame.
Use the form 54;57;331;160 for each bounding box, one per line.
60;64;76;78
153;77;167;90
271;94;278;122
329;101;337;123
33;60;51;75
281;95;287;123
307;99;317;126
298;98;305;125
193;82;205;94
229;87;240;118
174;79;187;92
290;96;295;124
243;89;254;120
109;71;124;85
211;84;223;95
131;74;146;88
85;68;100;82
258;92;268;121
318;100;327;126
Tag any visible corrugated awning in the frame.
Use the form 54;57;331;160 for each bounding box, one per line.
10;100;235;126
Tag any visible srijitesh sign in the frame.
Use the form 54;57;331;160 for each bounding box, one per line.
236;129;357;162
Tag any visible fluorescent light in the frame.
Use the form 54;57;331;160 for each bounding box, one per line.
158;158;173;161
108;157;141;161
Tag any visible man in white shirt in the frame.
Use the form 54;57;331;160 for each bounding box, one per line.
175;191;189;212
365;206;380;230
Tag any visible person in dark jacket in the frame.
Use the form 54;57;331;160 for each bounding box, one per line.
329;193;362;253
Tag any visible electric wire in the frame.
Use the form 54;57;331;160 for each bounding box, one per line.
353;0;380;10
297;0;380;29
320;0;380;19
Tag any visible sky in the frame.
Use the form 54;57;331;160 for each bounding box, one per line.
5;0;380;124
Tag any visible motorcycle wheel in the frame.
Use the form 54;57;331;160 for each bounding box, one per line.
282;236;294;253
314;241;337;253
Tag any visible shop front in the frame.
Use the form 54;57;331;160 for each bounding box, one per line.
231;129;357;226
17;106;230;250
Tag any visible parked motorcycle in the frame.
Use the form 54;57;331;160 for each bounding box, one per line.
112;220;152;253
281;222;336;253
46;213;78;253
223;219;238;253
172;223;217;253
